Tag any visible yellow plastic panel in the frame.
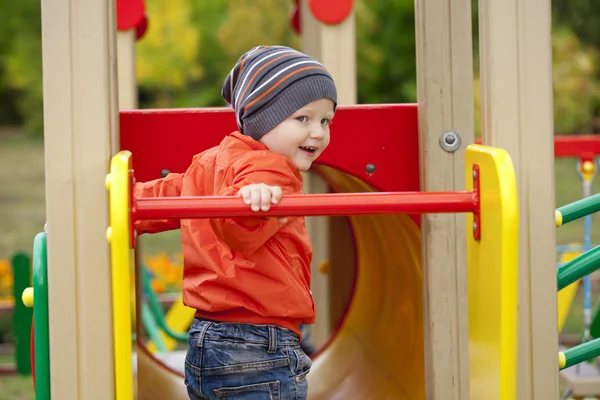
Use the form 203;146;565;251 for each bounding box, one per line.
107;150;135;400
556;249;581;333
146;296;195;353
465;144;519;400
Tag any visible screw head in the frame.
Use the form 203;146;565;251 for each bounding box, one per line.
160;169;170;178
439;131;462;153
365;163;376;174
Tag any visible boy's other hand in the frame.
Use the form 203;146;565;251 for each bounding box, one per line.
238;184;288;223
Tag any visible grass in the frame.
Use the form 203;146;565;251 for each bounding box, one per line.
0;131;46;262
0;352;34;400
1;131;600;397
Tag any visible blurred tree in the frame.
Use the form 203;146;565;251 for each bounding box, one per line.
553;0;600;49
136;0;202;107
473;25;599;136
167;1;230;107
2;0;600;137
0;0;43;136
187;0;298;108
355;0;417;104
215;0;298;61
551;25;600;134
138;0;297;109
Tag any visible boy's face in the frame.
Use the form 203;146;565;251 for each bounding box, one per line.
259;98;335;171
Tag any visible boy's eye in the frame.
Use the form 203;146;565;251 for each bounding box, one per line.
321;118;331;125
295;116;308;122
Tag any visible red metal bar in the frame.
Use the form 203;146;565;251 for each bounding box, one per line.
472;163;481;241
134;191;479;221
554;135;600;158
475;135;600;158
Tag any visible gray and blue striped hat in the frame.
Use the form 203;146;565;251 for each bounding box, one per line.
222;45;338;141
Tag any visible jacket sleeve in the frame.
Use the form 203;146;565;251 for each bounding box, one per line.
210;153;303;254
133;173;183;234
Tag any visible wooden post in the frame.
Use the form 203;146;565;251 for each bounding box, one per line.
299;0;357;348
477;0;558;397
40;0;118;397
117;29;138;111
414;0;474;397
299;0;356;104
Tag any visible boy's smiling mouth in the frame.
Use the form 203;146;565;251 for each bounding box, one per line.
299;146;317;154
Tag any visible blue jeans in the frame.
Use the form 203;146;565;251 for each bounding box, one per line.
184;318;312;399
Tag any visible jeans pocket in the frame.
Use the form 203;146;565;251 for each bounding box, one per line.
290;347;311;399
292;347;312;378
213;381;281;399
185;337;203;397
185;359;203;399
291;348;310;400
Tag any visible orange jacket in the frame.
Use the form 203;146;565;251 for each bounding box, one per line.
134;132;315;337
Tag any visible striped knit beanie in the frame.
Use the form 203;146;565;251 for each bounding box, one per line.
222;45;337;141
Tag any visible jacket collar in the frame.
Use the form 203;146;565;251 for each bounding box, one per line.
230;131;268;151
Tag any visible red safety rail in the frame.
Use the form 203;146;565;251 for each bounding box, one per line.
554;135;600;161
475;135;600;160
116;0;148;40
134;191;478;221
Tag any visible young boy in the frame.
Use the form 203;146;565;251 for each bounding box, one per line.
134;45;337;400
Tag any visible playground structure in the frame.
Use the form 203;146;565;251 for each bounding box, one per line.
112;107;519;400
24;134;519;400
0;253;32;376
556;153;600;397
555;141;600;342
23;0;600;399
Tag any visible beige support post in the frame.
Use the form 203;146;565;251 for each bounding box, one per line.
414;0;474;397
299;171;331;348
117;29;138;110
299;1;357;104
109;5;121;154
477;0;558;398
299;0;357;348
40;0;118;397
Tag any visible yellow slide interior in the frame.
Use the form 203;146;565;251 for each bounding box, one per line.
135;165;427;399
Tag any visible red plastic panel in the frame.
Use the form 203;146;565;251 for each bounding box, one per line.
119;104;420;194
308;0;353;25
135;14;148;40
116;0;145;31
290;0;301;34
